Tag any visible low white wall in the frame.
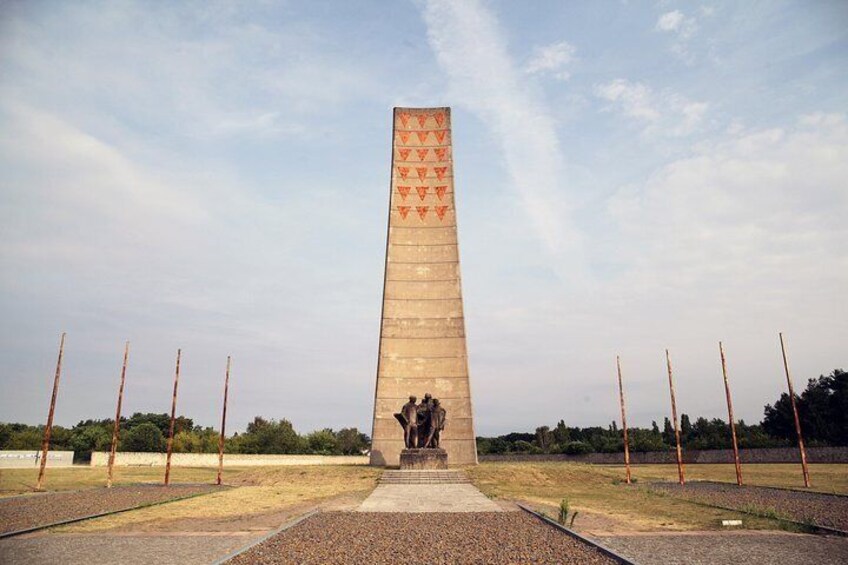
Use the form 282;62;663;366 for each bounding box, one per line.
90;452;369;467
0;450;75;468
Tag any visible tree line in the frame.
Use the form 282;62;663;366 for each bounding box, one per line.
2;369;843;461
477;368;846;455
0;413;369;463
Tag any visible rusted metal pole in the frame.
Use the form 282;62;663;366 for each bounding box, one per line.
164;348;181;486
216;356;231;486
779;333;810;488
665;349;685;486
36;332;66;491
719;341;743;486
616;356;632;484
107;341;130;488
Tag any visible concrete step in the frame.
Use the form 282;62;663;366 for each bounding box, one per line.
379;470;471;485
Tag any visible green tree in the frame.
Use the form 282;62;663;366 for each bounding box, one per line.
335;428;369;455
5;426;42;450
552;420;570;446
70;424;111;461
121;422;166;452
306;429;339;454
238;417;304;454
534;426;554;452
662;418;675;446
680;414;693;442
629;428;666;452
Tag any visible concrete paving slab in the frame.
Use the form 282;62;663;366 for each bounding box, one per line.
0;532;251;565
357;483;501;512
595;531;848;565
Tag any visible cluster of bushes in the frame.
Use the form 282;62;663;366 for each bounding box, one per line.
0;413;370;463
477;369;846;455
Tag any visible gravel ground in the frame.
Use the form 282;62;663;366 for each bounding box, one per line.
649;482;848;531
227;511;618;564
0;485;219;536
597;532;848;565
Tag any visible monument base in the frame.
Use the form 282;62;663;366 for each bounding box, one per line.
399;448;448;470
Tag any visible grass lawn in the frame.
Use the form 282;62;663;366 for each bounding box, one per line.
0;465;227;496
620;462;848;494
467;462;846;532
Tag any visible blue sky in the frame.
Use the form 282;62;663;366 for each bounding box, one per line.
1;0;846;437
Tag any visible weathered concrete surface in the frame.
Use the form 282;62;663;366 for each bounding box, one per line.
370;107;478;467
595;532;848;565
0;451;74;468
90;452;368;467
0;533;250;565
400;448;447;470
357;484;501;512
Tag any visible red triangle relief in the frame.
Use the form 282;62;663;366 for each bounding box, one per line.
397;166;409;180
398;148;411;161
435;205;449;220
416;186;428;200
434;166;448;180
397;205;411;219
416;131;429;143
434;112;446;127
398;112;410;128
434;130;448;144
416;206;429;220
397;186;411;200
416;148;429;161
416;114;428;128
398;131;411;144
416;167;428;182
435;185;447;200
434;148;447;161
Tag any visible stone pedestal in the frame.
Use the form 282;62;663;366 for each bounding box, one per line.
399;448;448;470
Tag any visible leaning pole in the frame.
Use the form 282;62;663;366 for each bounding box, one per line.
164;348;182;486
779;333;810;488
107;341;130;488
216;356;231;486
616;356;632;484
718;341;743;486
370;107;477;466
665;349;685;486
36;332;66;491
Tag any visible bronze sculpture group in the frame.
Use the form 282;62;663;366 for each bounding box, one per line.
395;393;446;449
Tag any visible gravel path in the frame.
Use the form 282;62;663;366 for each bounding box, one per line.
597;532;848;565
226;511;618;564
0;485;219;536
649;482;848;531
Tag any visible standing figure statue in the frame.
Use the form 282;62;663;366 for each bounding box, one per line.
416;393;433;447
394;393;446;449
395;395;419;449
426;398;446;448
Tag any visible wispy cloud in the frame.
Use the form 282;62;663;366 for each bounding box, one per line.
421;0;582;264
595;78;708;137
655;9;698;63
525;41;577;80
606;113;848;297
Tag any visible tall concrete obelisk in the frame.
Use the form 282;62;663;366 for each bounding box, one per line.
370;107;478;467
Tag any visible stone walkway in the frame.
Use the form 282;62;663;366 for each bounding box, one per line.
358;470;501;513
0;532;250;565
596;531;848;565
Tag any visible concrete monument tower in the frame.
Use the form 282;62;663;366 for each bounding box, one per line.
370;107;478;466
